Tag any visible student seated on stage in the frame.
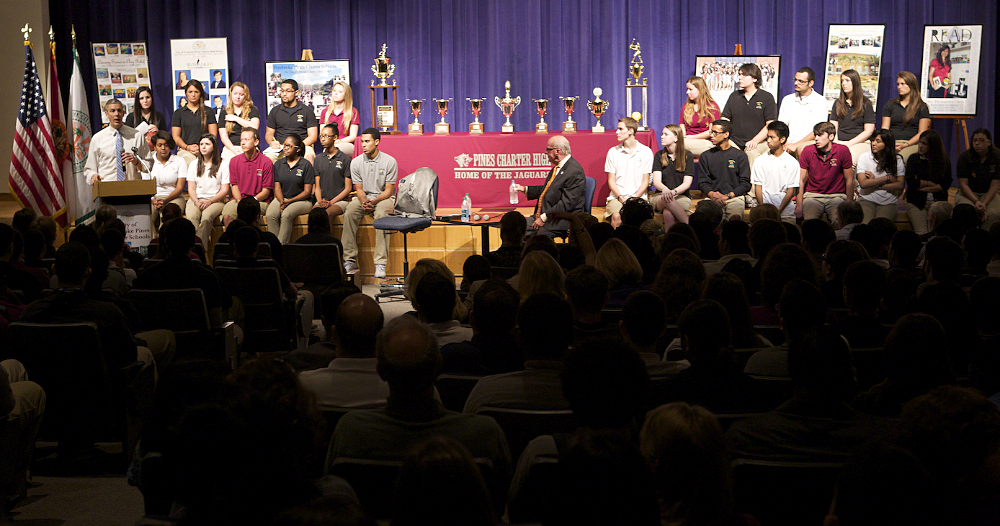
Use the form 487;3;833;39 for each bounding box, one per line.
830;69;875;167
778;67;828;157
605;117;654;224
751;120;800;223
721;62;777;165
266;133;315;244
797;121;855;225
698;120;751;221
342;128;398;279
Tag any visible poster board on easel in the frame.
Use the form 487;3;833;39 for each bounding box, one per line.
920;25;983;117
821;24;886;111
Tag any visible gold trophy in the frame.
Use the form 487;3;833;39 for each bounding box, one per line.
433;98;451;135
371;43;395;87
560;96;578;133
467;98;485;134
407;99;424;134
494;80;521;133
533;99;548;133
587;88;609;133
626;38;648;131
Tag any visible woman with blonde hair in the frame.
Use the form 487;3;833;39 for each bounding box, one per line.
881;71;930;164
517;251;565;303
404;258;468;322
319;81;359;155
217;81;260;161
172;80;218;165
595;238;643;291
679;76;720;156
651;124;694;227
831;69;875;167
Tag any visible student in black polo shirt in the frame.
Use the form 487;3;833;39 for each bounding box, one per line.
956;128;1000;230
264;79;319;164
721;63;777;167
171;80;218;166
698;120;752;221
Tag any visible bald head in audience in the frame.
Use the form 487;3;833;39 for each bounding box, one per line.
335;293;384;358
376;315;441;398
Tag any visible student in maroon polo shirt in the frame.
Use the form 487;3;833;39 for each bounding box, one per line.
796;121;855;225
222;128;274;227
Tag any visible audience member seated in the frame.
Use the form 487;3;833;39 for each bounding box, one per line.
298;293;388;409
748;218;787;297
834;200;865;241
463;293;572;414
704;219;755;275
821;240;868;308
703;271;771;349
101;229;137;287
564;265;617;345
745;278;828;378
8;231;47;293
21;229;48;272
284;283;361;372
413;272;472;347
440;278;523;376
652;248;705;323
292;208;344;255
134;218;231;328
404;258;468;323
852;313;954;418
218;198;283;265
921;201;954;242
652;300;777;413
556;243;586;274
641;403;757;526
271;496;374;526
516;250;565;303
688;212;721;261
30;216;57;259
0;225;42;303
917;280;979;379
0;359;45;509
728;326;892;462
835;261;890;349
392;435;498;526
801;219;836;275
753;243;819;324
963;228;993;278
460;255;491;294
894;386;1000;526
888;229;923;279
486;211;526;270
327;315;512;486
619;291;679;367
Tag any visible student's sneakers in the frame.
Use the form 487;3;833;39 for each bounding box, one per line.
344;260;360;274
374;264;387;279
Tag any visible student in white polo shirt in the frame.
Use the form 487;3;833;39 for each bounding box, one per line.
778;67;829;157
605;116;653;223
752;121;801;223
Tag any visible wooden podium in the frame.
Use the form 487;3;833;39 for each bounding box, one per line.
92;179;157;254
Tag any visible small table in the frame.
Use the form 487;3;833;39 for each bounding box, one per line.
434;208;510;253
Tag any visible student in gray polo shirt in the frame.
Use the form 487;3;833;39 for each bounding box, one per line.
342;128;397;279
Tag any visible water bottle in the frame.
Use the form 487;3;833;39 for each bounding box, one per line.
509;179;519;204
461;193;471;222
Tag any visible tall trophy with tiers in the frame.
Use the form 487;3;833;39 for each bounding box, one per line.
533;99;548;133
433;98;451;135
560;96;578;133
587;88;609;133
467;98;485;134
495;81;521;133
626;38;648;131
407;99;424;134
369;44;401;134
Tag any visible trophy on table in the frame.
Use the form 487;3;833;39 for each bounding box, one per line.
369;43;401;134
626;38;649;131
371;43;395;87
406;99;424;134
467;98;485;134
433;98;451;135
587;88;609;133
560;96;578;133
495;81;521;133
533;99;549;133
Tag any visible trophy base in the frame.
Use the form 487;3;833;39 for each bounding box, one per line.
469;123;484;134
409;123;424;134
637;126;648;132
536;122;548;134
435;123;450;135
562;122;577;133
501;124;514;133
591;125;605;133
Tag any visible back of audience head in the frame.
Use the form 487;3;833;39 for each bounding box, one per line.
460;254;491;292
748;203;780;223
594;238;642;289
234;225;260;258
587;221;614;251
667;222;700;254
161;217;197;258
837;200;864;227
471;277;519;337
760;243;818;308
31;215;57;247
867;217;897;257
702;272;761;348
830;441;937;526
23;228;45;263
640;403;733;526
335;293;382;358
521;234;557;260
652;248;706;321
781;221;801;245
693;199;724;229
888;230;922;269
884;313;954;392
801;218;835;256
306;208;332;235
719;219;750;256
748;218;786;260
518;292;572;360
160;202;184;226
620;290;666;350
923;236;963;283
934;218;965;244
951;203;981;233
787;325;855;400
564;265;609;318
317;283;361;335
962;228;993;274
824;240;869;282
927;201;953;234
414;271;457;324
557;243;585;273
54;241;90;286
678;299;732;367
94;204;117;232
779;278;828;336
271;495;375;526
561;338;649;429
404;258;456;305
392;436;497;526
518;250;565;302
621;197;654;228
376;315;440;396
610;225;656;277
237;197;262;224
499;210;526;246
12;207;36;236
100;228;125;260
843;261;886;316
688;212;720;259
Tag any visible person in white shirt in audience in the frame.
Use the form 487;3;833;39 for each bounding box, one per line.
752;121;801;223
778;67;829;157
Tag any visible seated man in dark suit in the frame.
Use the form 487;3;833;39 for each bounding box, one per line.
513;135;586;238
327;315;512;487
462;293;572;414
727;325;893;462
440;277;523;376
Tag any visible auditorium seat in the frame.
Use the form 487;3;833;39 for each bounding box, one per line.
436;374;483;412
731;458;843;525
215;266;298;359
473;407;576;464
129;288;238;365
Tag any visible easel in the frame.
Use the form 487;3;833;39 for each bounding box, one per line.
937;116;971;152
734;44;743;55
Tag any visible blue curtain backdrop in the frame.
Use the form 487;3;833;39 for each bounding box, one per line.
50;0;996;169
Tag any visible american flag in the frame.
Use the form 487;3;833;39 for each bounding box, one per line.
9;41;67;225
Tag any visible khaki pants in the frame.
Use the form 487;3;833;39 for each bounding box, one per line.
836;140;870;170
604;194;648;219
803;192;846;224
265;200;312;244
906;202;931;236
859;199;898;224
186;199;225;247
897;142;919;166
722;195;747;221
342;197;395;265
685;138;713;158
151;196;187;228
175;149;198;166
955;191;1000;231
744;143;769;168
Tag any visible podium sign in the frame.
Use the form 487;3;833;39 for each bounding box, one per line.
92;179;156;251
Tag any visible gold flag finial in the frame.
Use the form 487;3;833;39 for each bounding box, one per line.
49;25;56;56
22;23;32;45
71;25;76;48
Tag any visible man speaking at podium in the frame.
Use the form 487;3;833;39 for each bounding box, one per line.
84;99;151;184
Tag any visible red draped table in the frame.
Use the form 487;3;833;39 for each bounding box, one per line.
375;130;658;208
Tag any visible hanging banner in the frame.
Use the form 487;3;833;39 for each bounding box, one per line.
92;42;150;125
822;25;886;110
170;38;230;113
920;25;983;116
